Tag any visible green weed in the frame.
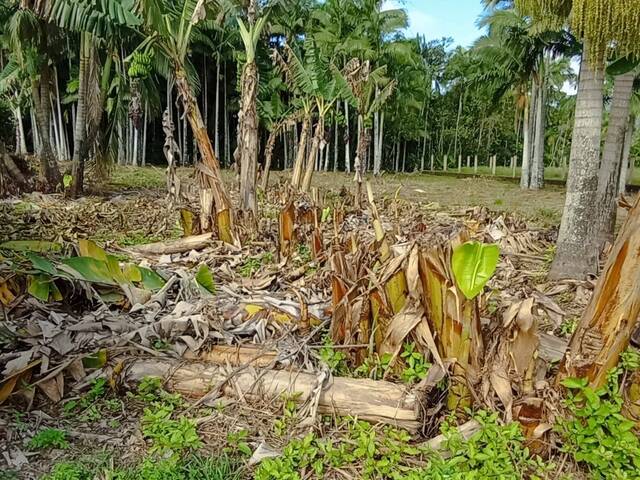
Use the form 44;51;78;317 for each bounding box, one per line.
29;428;69;450
559;366;640;479
239;252;274;277
400;342;430;384
559;317;578;337
255;411;548;480
141;402;202;454
226;429;252;457
354;353;393;380
109;454;241;480
274;394;300;437
42;461;92;480
318;337;349;376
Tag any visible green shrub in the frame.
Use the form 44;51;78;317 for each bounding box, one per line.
559;368;640;479
28;428;69;450
255;411;549;480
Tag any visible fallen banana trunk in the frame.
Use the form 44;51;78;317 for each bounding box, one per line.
125;360;421;431
183;344;278;368
129;233;213;255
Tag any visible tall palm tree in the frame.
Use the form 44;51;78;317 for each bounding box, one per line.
595;66;638;247
341;59;395;204
5;4;61;190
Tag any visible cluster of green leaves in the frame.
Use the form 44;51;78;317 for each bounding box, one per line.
353;353;393;380
110;454;241;480
129;376;183;410
274;394;300;437
28;428;69;450
400;342;430;384
295;244;312;266
62;378;121;422
319;340;429;384
239;252;274;278
43;454;241;480
318;337;349;376
559;359;640;479
141;402;201;454
256;411;548;480
225;429;252;457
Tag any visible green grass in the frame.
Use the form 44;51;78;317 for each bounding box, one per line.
108;166;171;190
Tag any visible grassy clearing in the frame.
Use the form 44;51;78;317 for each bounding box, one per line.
108;166;568;226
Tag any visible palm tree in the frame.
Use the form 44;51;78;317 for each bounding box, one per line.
5;5;61;190
595;66;638;247
353;0;409;175
341;59;395;204
476;7;573;190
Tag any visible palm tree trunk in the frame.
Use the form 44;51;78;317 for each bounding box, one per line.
71;33;91;197
354;118;369;209
15;104;27;154
595;72;635;247
224;63;230;168
214;56;221;157
237;59;259;224
291;115;310;188
344;101;351;174
142;101;148;166
333;116;339;172
618;116;635;195
520;83;535;189
261;128;277;191
377;111;385;174
549;46;604;280
530;76;546;190
175;68;238;245
31;60;60;191
402;141;407;172
203;55;208;128
453;90;464;160
53;67;68;161
302;117;324;193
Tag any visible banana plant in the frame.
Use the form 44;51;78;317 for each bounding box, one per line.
236;2;269;225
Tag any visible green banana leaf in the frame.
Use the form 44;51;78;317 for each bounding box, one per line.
195;264;216;294
451;242;500;300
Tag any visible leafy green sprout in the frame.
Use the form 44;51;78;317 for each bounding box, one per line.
29;428;69;450
400;342;430;384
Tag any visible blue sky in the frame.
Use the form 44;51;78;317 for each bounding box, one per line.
383;0;486;47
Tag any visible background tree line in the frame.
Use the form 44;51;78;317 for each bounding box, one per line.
0;0;639;279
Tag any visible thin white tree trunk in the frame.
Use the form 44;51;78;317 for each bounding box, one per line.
453;91;463;160
224;63;230;167
618;116;635;195
53;67;68;160
117;120;124;165
215;56;220;157
520;84;534;189
345;101;351;174
530;76;546;190
333;116;339;172
132;126;139;166
142;101;148;166
15;105;27;154
595;72;634;246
